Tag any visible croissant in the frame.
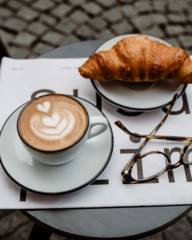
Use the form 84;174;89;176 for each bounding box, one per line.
79;36;192;83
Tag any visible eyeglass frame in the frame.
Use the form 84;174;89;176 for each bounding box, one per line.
115;93;192;184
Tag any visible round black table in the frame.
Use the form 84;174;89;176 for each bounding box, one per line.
26;41;191;240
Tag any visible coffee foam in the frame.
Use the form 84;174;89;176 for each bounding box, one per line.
31;108;76;141
18;95;88;151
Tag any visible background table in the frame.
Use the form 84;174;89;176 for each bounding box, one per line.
26;41;191;239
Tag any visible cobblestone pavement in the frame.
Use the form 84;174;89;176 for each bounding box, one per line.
1;0;192;239
0;0;192;58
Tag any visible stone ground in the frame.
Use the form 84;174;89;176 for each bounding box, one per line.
0;0;192;239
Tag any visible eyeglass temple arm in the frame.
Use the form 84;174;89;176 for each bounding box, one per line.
115;93;179;140
118;93;179;181
115;121;191;142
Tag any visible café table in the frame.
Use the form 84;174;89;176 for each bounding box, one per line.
25;40;191;240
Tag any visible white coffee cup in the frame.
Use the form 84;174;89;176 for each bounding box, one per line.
17;94;108;165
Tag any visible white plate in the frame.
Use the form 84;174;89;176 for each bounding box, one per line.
0;98;113;195
92;34;186;111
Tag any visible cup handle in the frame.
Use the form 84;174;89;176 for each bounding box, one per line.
31;89;56;100
88;116;108;139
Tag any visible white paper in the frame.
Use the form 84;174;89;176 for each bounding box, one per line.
0;57;192;209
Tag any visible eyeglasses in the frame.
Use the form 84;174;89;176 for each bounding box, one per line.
115;94;192;184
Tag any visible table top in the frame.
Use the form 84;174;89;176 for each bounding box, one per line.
27;40;191;239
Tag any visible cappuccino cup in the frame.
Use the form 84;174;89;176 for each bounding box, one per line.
17;94;108;165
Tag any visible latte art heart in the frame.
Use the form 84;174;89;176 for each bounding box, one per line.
18;95;88;151
37;101;50;113
42;113;60;127
31;110;76;140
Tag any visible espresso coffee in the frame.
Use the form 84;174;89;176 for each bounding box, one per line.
17;95;88;151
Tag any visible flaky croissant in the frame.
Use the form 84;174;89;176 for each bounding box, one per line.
79;36;192;83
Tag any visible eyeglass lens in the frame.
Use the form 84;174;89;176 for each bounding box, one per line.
131;151;169;181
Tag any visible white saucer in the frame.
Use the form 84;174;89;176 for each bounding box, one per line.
91;34;186;111
0;97;113;195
